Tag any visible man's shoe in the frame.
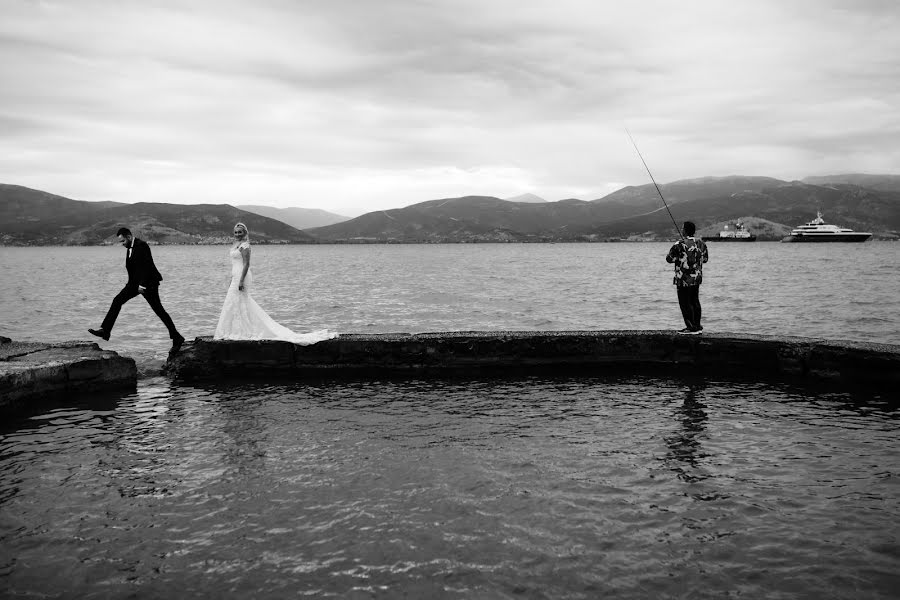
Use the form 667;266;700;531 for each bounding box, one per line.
170;334;185;353
677;328;692;334
88;328;110;341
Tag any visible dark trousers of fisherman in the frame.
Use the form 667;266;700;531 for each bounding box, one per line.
101;284;179;338
677;285;702;331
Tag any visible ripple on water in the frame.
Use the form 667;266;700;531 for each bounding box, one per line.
0;375;898;598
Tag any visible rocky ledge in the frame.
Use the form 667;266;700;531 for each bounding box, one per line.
1;337;137;413
164;331;900;390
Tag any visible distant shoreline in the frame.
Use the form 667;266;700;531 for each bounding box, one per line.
6;178;899;246
8;239;896;248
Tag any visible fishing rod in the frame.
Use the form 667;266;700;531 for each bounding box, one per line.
625;129;683;240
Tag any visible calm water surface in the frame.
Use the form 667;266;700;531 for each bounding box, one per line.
1;244;899;597
1;375;898;598
1;243;898;367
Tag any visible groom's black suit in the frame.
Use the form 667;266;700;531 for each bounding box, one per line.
100;237;181;340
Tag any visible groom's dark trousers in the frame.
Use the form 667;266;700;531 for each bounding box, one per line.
101;238;180;339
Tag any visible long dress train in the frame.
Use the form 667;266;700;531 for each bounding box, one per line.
213;242;337;344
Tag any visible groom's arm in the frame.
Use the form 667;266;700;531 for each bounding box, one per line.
132;242;160;290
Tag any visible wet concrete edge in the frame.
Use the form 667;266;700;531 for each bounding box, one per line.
1;337;138;415
163;330;900;390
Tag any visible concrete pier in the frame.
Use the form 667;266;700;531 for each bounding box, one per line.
164;331;900;390
1;337;137;414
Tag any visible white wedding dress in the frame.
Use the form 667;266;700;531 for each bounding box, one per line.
213;241;337;344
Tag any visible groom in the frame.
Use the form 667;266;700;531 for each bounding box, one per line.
89;227;185;353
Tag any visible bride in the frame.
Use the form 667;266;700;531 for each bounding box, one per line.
213;222;337;344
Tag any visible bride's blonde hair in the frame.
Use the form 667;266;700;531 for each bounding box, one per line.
233;222;250;245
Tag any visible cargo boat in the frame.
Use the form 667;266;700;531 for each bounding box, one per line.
706;221;756;242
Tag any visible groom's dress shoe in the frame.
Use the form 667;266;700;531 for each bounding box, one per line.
88;328;110;341
170;334;185;353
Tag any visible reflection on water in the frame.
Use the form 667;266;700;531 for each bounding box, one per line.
1;375;898;598
664;383;710;485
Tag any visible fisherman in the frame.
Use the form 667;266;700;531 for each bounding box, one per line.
665;221;709;334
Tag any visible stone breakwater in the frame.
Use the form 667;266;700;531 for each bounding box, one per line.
164;331;900;390
1;337;137;414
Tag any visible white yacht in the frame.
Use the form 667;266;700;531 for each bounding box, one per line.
781;211;872;243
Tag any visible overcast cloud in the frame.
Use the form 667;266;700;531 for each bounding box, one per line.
1;0;898;215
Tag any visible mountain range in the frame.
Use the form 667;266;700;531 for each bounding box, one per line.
504;193;547;204
306;175;900;242
0;184;314;245
2;174;899;245
237;204;349;229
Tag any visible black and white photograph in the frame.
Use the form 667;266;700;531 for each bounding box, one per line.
1;1;898;597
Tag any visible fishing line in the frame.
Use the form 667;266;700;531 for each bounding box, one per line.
625;129;683;240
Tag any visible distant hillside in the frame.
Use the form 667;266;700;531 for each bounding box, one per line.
0;184;125;220
505;193;547;204
6;176;900;245
801;174;900;193
306;195;641;243
237;204;350;229
0;184;315;245
596;182;900;240
594;175;788;211
307;179;900;242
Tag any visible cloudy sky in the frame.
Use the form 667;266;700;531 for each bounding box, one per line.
1;0;898;216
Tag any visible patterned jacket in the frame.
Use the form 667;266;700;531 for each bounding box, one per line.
666;237;709;287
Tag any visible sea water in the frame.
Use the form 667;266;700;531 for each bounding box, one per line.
1;375;897;598
1;243;899;598
1;242;898;363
